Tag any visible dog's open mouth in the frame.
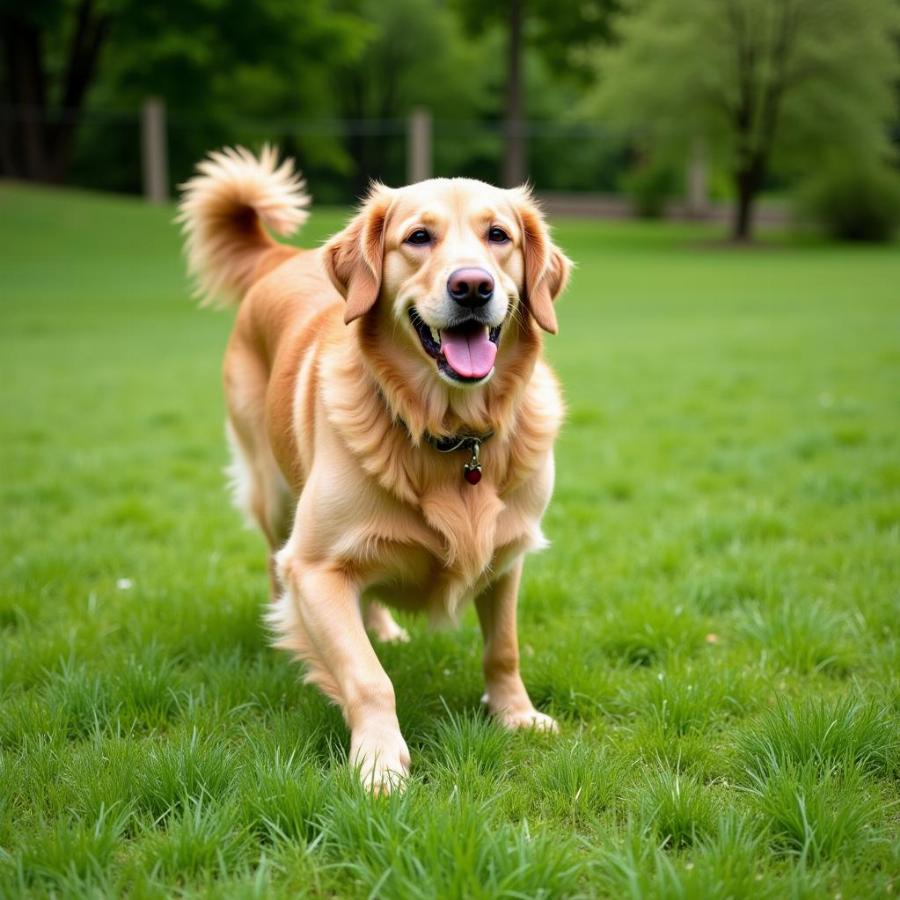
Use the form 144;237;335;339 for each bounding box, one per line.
409;309;502;382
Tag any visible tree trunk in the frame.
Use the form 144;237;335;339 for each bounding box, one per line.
343;73;369;197
733;169;758;242
0;2;109;183
1;17;48;179
45;0;110;182
502;0;526;187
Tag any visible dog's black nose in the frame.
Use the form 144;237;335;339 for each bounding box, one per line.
447;267;494;307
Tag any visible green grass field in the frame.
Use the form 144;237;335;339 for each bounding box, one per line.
1;182;898;898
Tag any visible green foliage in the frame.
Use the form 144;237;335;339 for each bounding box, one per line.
622;158;680;218
453;0;620;83
597;0;899;164
4;0;631;198
68;0;369;195
593;0;900;236
799;162;900;242
1;184;899;895
329;0;499;194
336;0;487;120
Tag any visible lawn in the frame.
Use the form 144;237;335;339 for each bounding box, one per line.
1;182;898;898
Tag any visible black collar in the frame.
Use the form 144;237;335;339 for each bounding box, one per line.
426;430;494;453
386;381;495;485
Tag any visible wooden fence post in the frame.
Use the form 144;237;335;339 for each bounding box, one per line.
142;97;169;204
407;107;432;184
686;138;709;219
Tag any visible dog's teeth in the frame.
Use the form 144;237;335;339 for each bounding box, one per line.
430;327;440;344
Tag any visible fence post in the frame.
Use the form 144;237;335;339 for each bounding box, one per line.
142;97;169;204
686;138;709;218
407;107;432;184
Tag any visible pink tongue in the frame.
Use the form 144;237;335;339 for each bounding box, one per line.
440;327;497;379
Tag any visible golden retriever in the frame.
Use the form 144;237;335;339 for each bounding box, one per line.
178;146;571;792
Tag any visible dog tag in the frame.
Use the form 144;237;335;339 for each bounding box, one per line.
463;440;483;485
464;464;482;485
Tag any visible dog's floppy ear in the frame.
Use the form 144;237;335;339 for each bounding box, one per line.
323;184;393;324
511;187;572;335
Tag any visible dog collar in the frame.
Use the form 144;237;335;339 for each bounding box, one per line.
426;430;494;485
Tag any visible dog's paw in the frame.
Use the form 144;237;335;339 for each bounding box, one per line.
483;696;559;733
499;708;559;733
351;726;411;795
365;604;411;644
372;620;410;644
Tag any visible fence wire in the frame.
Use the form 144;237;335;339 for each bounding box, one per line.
1;103;634;204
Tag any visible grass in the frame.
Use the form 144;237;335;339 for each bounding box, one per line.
1;181;898;897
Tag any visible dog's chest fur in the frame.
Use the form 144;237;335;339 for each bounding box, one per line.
281;330;562;615
349;473;550;617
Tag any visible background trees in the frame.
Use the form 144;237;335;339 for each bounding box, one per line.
1;0;366;191
332;0;490;195
2;0;898;238
1;0;112;182
453;0;620;186
592;0;900;240
1;0;625;194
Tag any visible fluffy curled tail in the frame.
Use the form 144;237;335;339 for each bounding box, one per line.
177;145;310;306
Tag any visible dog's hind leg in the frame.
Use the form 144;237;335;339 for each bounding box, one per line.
364;601;410;644
224;341;294;600
226;418;293;600
225;420;291;541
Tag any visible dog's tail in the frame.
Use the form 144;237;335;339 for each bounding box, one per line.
177;145;310;306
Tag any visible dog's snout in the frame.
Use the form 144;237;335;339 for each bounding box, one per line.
447;267;494;308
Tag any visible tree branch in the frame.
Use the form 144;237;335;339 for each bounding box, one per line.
756;0;802;170
58;0;111;113
725;0;759;168
44;0;112;180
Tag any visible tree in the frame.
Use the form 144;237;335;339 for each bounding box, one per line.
333;0;492;194
455;0;620;186
0;0;367;185
1;0;112;182
593;0;900;240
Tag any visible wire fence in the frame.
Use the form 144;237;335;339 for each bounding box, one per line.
1;101;665;208
6;100;897;227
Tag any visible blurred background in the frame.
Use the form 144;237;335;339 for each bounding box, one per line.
2;0;899;242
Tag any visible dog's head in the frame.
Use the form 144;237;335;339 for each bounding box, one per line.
324;179;570;388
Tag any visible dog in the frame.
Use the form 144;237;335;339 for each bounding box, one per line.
178;146;571;792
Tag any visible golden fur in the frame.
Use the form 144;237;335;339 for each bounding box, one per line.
178;147;571;792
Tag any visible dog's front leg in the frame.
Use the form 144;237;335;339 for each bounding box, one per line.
475;557;558;732
278;557;410;793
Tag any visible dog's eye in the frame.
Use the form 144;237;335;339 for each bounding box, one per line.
488;226;510;244
405;229;432;246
